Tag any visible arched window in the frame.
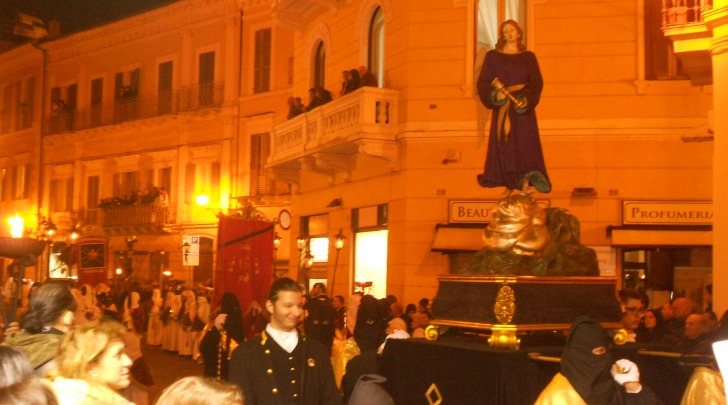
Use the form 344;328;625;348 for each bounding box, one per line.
313;41;326;89
477;0;526;50
368;6;384;87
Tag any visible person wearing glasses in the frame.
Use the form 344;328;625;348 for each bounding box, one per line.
618;289;647;344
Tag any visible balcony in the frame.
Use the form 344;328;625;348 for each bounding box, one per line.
58;205;177;236
43;82;224;135
268;86;399;188
661;0;714;86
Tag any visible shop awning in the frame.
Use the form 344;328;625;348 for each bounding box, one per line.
431;223;486;253
607;225;712;247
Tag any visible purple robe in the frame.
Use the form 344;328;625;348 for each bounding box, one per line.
477;50;551;193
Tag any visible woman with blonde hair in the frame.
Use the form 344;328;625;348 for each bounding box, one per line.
47;321;134;404
155;376;243;405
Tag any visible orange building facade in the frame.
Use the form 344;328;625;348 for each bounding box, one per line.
0;0;726;316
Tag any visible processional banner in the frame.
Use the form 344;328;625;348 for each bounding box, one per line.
75;237;109;287
213;217;274;337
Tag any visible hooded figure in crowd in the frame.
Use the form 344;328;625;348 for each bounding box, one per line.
535;316;661;405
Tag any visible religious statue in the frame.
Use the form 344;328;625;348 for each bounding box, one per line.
476;19;551;197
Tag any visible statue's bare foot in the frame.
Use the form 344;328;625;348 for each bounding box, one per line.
501;188;513;198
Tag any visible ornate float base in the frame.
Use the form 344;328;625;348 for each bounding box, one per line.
430;275;622;349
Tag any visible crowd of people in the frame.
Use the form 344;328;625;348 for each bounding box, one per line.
615;287;728;355
286;66;378;119
98;186;170;209
2;275;727;404
0;276;434;405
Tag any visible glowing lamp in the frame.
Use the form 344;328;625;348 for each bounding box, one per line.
8;215;23;238
195;194;210;206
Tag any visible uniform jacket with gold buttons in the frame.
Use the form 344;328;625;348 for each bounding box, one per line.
229;330;342;405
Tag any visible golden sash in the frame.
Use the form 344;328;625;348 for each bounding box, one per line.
496;83;526;142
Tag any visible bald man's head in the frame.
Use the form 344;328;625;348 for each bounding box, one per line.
672;297;694;320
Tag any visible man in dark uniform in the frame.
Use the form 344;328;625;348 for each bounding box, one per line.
229;277;342;405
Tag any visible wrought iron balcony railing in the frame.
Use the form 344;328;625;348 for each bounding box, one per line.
43;82;224;135
67;205;177;230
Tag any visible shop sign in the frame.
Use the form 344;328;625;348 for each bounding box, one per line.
449;199;549;223
622;201;712;225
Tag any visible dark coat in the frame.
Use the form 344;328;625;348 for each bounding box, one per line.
229;330;342;405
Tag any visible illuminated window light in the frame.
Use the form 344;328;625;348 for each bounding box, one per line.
195;194;210;206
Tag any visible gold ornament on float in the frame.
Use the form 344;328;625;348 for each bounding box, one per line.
613;328;629;345
424;325;440;341
494;285;516;325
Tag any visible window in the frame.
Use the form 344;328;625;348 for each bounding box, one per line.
352;204;388;298
254;29;272;94
250;133;271;196
13;81;22;130
644;1;687;80
48;83;78;132
87;175;99;208
115;69;139;122
1;84;11;134
186;161;220;205
113;170;138;197
313;42;326;89
199;51;215;106
477;0;526;50
21;76;35;130
158;61;173;114
90;78;103;126
0;167;5;201
158;167;172;198
49;178;73;212
12;163;30;200
368;6;384;87
309;237;330;263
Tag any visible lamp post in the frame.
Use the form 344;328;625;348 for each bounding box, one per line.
1;215;45;328
182;240;191;289
296;235;307;285
330;229;346;297
272;232;282;279
40;217;56;278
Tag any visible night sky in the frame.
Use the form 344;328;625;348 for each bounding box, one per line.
2;0;176;37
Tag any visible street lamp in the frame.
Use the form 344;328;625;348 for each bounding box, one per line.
330;229;346;297
296;235;307;285
272;232;282;279
182;240;191;288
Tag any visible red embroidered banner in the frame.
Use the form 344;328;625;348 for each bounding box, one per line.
213;217;274;337
75;237;109;287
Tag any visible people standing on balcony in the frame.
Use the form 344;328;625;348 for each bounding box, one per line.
344;69;361;95
359;66;377;88
287;96;303;119
476;19;551;198
339;71;351;96
306;88;323;111
157;187;170;207
320;86;333;104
